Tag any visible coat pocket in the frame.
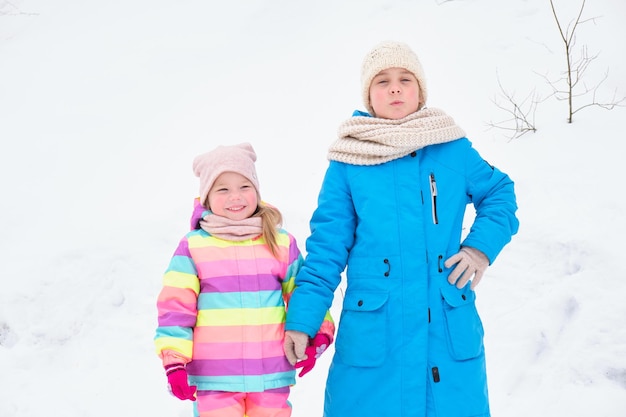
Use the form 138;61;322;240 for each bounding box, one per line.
440;285;484;361
336;290;388;367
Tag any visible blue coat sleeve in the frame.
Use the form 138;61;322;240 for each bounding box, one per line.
461;144;519;263
285;161;355;336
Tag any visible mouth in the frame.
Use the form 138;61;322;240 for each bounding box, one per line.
227;205;246;212
390;100;403;105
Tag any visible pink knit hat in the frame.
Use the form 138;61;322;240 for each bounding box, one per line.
192;143;260;208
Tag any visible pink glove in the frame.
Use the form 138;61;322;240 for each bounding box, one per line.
165;364;197;401
294;334;330;377
444;246;490;290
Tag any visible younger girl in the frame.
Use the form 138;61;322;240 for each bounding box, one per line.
155;143;334;417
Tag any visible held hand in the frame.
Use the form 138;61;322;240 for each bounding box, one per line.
283;330;309;365
444;247;489;290
294;333;330;377
165;364;197;401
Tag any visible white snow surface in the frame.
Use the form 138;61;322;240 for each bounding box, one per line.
1;0;625;416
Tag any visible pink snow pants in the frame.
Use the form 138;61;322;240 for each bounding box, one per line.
193;387;292;417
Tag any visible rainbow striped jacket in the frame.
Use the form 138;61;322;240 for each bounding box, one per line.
155;201;335;392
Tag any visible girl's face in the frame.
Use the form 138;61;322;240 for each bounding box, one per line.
207;172;258;221
369;67;421;119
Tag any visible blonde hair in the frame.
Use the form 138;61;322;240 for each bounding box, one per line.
256;201;283;259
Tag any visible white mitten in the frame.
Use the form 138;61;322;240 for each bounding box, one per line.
283;330;309;365
444;247;489;290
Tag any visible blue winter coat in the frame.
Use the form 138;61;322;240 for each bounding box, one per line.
285;136;519;417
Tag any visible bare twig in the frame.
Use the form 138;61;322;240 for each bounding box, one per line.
547;0;625;122
487;72;541;141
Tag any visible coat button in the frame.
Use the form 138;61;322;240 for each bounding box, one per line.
410;151;417;157
358;300;363;306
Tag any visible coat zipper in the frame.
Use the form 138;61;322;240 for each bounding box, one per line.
429;173;439;224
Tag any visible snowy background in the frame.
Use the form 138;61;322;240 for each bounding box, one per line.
1;0;625;416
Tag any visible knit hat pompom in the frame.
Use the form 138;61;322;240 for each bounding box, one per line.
193;143;259;208
361;40;428;116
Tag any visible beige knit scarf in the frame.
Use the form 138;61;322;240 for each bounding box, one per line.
328;108;466;165
200;213;263;241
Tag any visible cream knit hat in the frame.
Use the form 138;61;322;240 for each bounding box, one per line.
192;143;259;208
361;40;428;116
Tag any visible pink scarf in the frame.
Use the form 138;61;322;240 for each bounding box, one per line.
199;213;263;241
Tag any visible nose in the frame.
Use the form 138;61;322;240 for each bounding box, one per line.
228;190;242;200
390;86;401;94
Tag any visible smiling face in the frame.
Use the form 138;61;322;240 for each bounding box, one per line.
369;67;421;120
207;171;258;221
